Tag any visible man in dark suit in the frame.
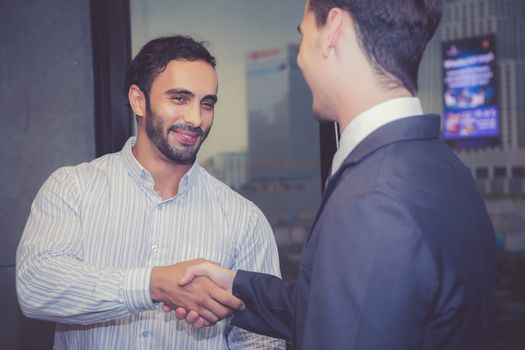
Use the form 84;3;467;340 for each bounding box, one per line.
176;0;496;348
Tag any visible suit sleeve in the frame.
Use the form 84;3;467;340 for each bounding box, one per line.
231;270;296;341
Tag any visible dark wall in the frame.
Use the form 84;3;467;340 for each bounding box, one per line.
0;0;95;348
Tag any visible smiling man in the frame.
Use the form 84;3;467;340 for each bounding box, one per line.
16;36;284;350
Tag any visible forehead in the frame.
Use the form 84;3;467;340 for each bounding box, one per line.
301;0;317;26
151;60;218;94
303;0;314;16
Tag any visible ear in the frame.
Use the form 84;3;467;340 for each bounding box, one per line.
128;84;147;117
321;8;344;58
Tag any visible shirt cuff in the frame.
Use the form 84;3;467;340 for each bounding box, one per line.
123;267;157;313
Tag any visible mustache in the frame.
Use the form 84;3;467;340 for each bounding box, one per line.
168;124;203;136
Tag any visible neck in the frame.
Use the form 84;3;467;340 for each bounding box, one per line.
133;131;192;199
336;81;413;132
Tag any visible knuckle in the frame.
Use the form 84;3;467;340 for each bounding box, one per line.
195;295;207;305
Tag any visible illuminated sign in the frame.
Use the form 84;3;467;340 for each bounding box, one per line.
248;48;281;61
442;35;499;144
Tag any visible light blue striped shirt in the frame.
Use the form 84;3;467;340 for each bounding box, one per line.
16;137;284;350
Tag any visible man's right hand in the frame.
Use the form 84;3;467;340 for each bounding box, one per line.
169;260;240;328
150;259;244;324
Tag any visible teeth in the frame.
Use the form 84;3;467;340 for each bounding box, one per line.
177;132;196;141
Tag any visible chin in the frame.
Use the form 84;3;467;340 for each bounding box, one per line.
311;103;333;123
312;91;343;123
312;111;326;122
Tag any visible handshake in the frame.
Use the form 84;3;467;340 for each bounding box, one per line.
150;259;242;328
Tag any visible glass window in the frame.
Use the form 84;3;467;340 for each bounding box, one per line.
130;0;321;280
476;167;490;179
512;166;525;178
494;166;508;178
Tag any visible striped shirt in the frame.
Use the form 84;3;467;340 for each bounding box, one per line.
16;137;284;350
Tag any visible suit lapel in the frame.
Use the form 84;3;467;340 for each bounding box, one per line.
306;115;441;243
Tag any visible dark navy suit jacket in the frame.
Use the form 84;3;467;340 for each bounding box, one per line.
231;115;496;349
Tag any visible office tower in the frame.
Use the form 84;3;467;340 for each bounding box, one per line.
244;45;322;279
246;45;320;182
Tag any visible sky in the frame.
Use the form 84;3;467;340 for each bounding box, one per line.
130;0;307;162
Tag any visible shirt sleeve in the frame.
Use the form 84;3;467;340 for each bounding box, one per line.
226;204;286;350
16;168;157;325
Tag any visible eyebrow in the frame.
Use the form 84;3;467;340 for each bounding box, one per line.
165;88;218;103
165;88;194;97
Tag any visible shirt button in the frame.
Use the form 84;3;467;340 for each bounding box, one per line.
141;330;150;338
151;245;158;252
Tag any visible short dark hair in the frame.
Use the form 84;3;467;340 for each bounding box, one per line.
124;35;216;97
309;0;442;94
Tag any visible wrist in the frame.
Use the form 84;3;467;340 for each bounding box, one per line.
149;266;164;302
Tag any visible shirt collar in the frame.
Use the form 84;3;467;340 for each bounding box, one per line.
331;97;423;175
121;137;200;198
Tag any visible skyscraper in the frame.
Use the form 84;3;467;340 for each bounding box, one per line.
246;45;320;182
243;45;322;279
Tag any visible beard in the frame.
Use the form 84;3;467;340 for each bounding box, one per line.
145;108;209;165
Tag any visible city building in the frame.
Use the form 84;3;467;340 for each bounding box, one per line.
245;45;320;182
418;0;525;251
241;45;323;279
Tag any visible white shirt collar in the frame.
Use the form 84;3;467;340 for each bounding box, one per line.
331;97;424;175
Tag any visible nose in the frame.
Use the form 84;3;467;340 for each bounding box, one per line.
182;101;202;128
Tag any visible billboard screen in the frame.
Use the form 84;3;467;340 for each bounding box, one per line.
442;35;499;143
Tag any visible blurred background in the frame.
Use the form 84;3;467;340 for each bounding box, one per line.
1;0;524;348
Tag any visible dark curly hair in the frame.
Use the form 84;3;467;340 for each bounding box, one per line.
308;0;442;94
124;35;216;98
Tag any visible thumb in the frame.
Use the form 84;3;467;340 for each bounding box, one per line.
178;264;205;286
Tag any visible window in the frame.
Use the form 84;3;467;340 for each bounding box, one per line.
512;166;525;178
494;166;508;178
476;167;490;179
130;0;324;281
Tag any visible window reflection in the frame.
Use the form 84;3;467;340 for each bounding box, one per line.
130;0;320;280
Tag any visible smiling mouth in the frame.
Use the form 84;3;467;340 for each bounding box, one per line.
171;129;200;145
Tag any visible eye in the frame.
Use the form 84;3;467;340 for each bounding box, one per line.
201;101;216;111
171;95;187;103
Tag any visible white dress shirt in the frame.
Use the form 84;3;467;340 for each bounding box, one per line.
16;137;284;350
331;97;424;175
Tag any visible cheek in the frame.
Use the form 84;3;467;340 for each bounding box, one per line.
201;113;214;131
298;61;313;92
297;45;313;82
297;46;304;69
